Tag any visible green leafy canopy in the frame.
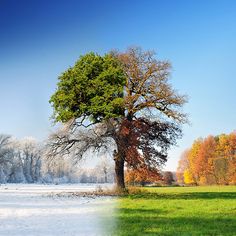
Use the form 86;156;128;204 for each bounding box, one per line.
50;52;126;123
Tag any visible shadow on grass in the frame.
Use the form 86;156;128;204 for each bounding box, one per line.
126;191;236;200
112;208;236;236
116;207;169;215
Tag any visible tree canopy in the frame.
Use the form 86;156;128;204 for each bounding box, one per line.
50;53;126;123
49;47;188;189
177;131;236;185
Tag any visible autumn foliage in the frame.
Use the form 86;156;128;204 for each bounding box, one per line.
177;131;236;185
118;117;181;173
125;168;161;186
49;47;187;189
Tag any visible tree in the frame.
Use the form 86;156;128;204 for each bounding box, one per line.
18;138;42;183
49;47;187;190
187;139;203;185
0;135;13;165
176;149;190;184
184;169;195;185
125;167;161;186
162;171;174;185
41;152;79;183
177;131;236;186
228;132;236;184
199;136;217;185
93;156;114;183
0;135;14;183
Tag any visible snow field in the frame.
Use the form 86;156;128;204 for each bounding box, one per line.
0;184;116;236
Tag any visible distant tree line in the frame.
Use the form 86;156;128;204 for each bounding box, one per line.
125;168;176;186
0;134;114;184
0;135;42;183
177;131;236;185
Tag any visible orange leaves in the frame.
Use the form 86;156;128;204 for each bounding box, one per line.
115;47;188;124
119;119;133;138
125;167;161;186
120;125;130;136
117;117;181;172
177;132;236;185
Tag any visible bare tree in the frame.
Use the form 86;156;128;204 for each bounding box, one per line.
0;135;14;183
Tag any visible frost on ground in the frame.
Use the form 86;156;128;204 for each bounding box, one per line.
0;184;116;236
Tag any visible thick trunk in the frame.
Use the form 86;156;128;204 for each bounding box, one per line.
114;155;125;190
114;117;131;191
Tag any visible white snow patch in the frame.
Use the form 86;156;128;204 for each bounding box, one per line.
0;184;117;236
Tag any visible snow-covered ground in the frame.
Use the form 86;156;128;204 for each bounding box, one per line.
0;184;117;236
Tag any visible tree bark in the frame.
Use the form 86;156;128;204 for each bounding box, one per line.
114;118;130;191
114;154;125;190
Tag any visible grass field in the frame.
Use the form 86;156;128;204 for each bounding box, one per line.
112;186;236;236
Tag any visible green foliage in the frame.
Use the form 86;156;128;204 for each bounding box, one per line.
110;186;236;235
50;52;126;123
49;48;188;190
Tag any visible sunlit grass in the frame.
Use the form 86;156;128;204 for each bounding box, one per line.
111;186;236;235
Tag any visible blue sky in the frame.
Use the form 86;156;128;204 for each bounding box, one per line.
1;0;236;170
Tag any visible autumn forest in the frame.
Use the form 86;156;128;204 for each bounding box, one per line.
177;131;236;185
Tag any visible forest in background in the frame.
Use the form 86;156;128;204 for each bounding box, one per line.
0;134;115;184
1;131;235;186
0;133;176;186
177;131;236;185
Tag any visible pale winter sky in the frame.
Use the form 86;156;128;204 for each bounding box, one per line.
1;0;236;170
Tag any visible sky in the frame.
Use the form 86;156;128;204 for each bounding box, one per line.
1;0;236;171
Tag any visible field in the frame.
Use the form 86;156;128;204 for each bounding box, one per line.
0;184;115;236
0;185;235;235
113;186;236;236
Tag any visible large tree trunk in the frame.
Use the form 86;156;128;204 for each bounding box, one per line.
114;153;125;190
114;118;130;191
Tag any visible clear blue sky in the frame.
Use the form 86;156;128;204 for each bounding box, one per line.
1;0;236;170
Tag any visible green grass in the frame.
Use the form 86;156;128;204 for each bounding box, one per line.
111;186;236;236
